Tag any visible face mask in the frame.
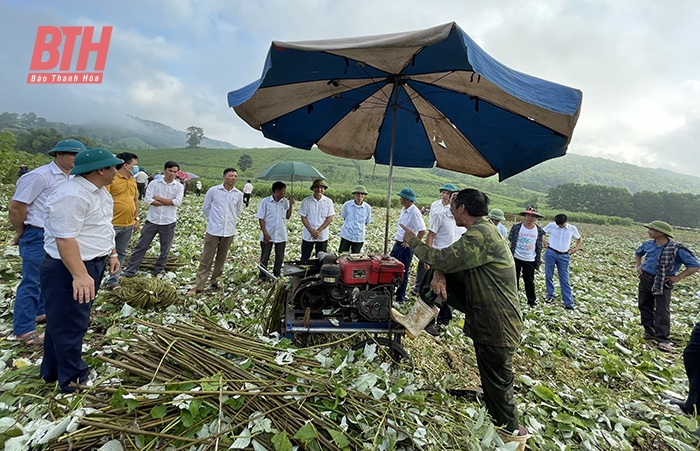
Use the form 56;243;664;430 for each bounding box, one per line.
132;165;139;175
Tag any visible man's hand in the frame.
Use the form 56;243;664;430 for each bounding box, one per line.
108;256;120;275
400;224;416;243
11;232;22;246
289;197;295;206
262;232;271;244
73;273;96;303
430;270;447;299
133;219;140;232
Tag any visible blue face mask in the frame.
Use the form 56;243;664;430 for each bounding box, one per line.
132;165;139;175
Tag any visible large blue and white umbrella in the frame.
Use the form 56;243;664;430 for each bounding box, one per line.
228;22;582;249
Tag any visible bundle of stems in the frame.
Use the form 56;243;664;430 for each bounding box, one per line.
49;316;478;450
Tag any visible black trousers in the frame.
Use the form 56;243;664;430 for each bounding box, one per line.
259;241;286;280
514;258;537;305
684;323;700;415
637;272;672;343
40;256;106;392
474;342;519;433
338;237;363;254
301;240;328;262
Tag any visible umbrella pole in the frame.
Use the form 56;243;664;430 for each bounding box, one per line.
384;79;401;254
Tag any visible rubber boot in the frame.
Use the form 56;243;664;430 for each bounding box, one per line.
390;298;439;339
497;426;530;451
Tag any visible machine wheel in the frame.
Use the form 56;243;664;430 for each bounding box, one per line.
295;283;329;310
352;337;412;366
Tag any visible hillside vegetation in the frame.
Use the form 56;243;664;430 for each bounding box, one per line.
507;154;700;195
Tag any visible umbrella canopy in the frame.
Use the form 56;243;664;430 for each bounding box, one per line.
229;22;582;250
255;161;325;182
176;171;200;181
255;161;325;196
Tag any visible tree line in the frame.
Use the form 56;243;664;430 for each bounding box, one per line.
548;183;700;228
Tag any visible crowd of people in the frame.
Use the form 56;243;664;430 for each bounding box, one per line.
10;140;700;441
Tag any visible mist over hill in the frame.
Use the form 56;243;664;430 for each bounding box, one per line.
0;111;237;150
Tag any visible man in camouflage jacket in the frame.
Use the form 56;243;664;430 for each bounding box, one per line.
401;188;524;434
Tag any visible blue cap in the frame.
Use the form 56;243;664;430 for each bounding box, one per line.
70;148;124;175
440;183;457;193
47;139;86;156
397;187;417;203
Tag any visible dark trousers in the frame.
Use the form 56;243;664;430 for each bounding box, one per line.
137;183;146;200
14;227;46;336
124;221;176;276
413;259;428;293
514;258;537;305
260;241;286;280
338;237;363;254
474;342;519;433
40;256;106;392
390;241;413;303
243;193;251;207
301;240;328;262
684;323;700;415
637;272;672;343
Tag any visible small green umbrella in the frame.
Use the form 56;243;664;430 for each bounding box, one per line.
255;161;326;196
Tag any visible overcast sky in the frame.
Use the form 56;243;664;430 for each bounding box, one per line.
2;0;699;176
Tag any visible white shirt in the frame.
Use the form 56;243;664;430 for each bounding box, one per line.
496;222;508;238
44;176;115;260
257;195;290;243
395;204;426;241
144;178;184;225
12;161;72;228
429;210;465;249
298;195;334;242
514;224;539;262
339;200;372;243
243;183;254;194
203;184;243;237
544;222;581;253
429;199;451;223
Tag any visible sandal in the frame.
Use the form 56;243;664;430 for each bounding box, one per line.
18;331;44;348
657;342;675;353
185;289;201;297
108;284;122;291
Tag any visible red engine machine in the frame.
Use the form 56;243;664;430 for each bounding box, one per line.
273;253;408;355
287;253;404;321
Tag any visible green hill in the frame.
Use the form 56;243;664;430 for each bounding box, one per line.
130;146;542;209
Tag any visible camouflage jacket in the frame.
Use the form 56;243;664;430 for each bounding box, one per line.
410;217;523;347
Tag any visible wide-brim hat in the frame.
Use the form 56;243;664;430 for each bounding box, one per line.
521;204;543;218
47;139;86;156
70;148;123;175
352;185;368;195
439;183;457;193
310;178;329;190
644;220;674;238
397;187;417;203
488;208;506;221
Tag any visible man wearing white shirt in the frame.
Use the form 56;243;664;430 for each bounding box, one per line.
508;205;545;307
413;183;456;295
422;208;466;334
543;214;582;309
338;185;372;253
187;168;243;296
243;180;254;207
257;181;294;282
488;209;508;238
8;139;85;347
391;188;426;304
123;161;184;277
40;148;122;392
299;178;334;262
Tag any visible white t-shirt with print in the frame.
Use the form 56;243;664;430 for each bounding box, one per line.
514;225;538;262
